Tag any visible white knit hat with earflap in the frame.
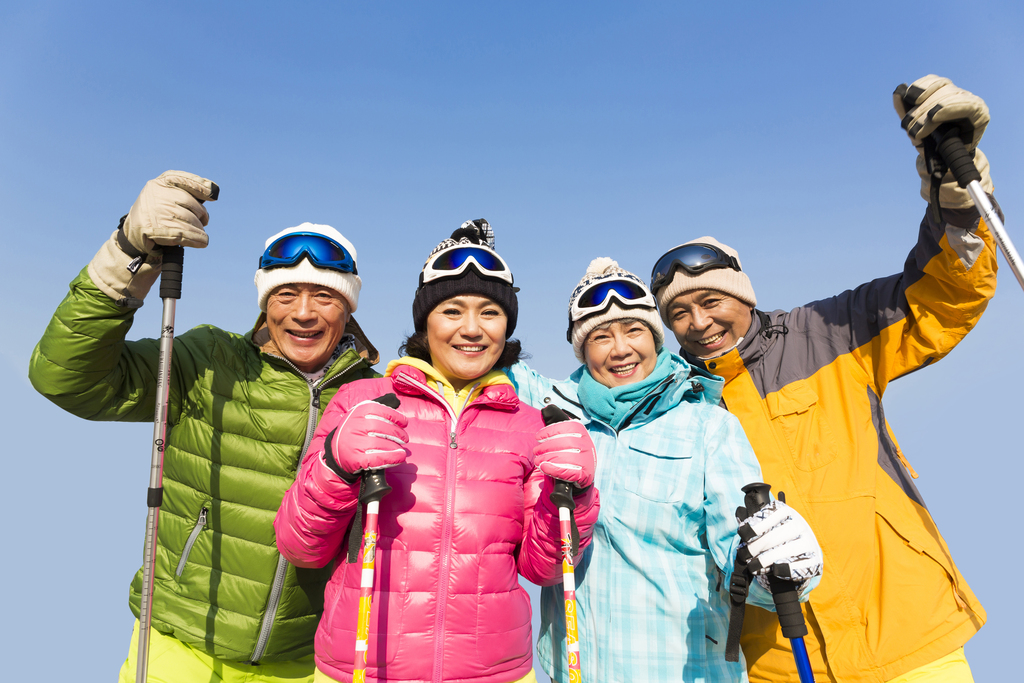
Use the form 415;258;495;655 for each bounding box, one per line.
568;257;665;363
254;223;362;312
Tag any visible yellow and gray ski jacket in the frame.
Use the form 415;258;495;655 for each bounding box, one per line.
28;268;380;663
683;203;998;683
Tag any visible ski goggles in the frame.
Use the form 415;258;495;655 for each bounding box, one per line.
567;275;657;341
258;233;357;274
420;245;514;286
649;243;740;293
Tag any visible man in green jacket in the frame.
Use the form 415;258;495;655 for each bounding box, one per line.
29;171;381;683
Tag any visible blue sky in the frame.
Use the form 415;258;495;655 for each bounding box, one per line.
2;2;1022;681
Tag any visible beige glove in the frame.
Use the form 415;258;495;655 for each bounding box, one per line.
87;171;219;307
893;75;993;208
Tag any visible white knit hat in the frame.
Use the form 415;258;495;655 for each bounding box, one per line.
254;223;362;312
653;236;756;324
568;257;665;363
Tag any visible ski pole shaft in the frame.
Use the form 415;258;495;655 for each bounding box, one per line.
966;180;1023;290
137;245;184;683
541;405;583;683
931;124;1024;292
741;483;815;683
353;393;400;683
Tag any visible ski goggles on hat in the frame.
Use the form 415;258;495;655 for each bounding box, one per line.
258;233;357;274
420;245;514;286
567;275;657;341
649;243;740;293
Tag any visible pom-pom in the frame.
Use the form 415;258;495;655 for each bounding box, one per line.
586;257;619;275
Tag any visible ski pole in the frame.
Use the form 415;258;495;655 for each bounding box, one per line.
540;405;583;683
930;123;1024;292
353;393;402;683
136;245;185;683
741;483;815;683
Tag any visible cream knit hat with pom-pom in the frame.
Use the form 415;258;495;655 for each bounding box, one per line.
568;257;665;363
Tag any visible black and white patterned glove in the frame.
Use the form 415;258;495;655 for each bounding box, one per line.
737;499;823;592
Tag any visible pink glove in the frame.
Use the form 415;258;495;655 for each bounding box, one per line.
533;420;596;490
323;399;409;481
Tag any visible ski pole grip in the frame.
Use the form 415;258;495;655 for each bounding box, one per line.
359;394;402;504
540;405;577;510
740;482;809;639
159;246;184;300
930;123;982;189
768;571;809;638
550;480;576;511
741;482;772;515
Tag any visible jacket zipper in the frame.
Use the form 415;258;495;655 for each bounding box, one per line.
394;374;465;683
249;354;364;663
175;506;208;576
616;375;676;432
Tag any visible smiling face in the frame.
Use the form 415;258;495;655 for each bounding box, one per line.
265;283;350;372
426;295;508;392
664;288;753;359
583;319;659;388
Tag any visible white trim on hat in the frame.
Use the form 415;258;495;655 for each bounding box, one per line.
254;223;362;312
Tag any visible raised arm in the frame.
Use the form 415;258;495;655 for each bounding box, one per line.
787;76;998;395
29;171;218;422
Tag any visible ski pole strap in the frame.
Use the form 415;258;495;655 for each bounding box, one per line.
347;491;365;564
725;561;751;662
922;136;949;224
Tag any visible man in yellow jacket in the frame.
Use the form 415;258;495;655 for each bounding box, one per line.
649;75;997;683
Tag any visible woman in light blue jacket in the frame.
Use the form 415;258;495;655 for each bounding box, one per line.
507;258;823;683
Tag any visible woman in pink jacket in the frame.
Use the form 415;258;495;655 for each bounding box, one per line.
275;221;599;683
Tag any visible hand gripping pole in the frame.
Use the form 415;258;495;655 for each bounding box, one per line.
540;405;584;683
352;393;401;683
136;245;184;683
931;123;1024;293
741;483;815;683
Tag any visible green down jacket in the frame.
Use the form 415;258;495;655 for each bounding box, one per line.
28;268;380;663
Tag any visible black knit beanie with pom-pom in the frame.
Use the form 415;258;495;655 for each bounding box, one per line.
411;219;519;338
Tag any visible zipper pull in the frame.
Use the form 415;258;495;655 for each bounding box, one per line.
312;389;321;410
198;507;208;525
450;431;457;449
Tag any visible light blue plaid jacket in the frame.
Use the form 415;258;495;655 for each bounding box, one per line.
508;354;777;683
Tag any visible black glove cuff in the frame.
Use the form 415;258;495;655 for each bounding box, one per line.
572;483;592;498
323;429;359;483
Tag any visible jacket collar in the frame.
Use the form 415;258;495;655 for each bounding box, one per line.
389;363;520;412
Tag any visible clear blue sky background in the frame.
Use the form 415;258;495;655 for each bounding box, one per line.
2;2;1022;681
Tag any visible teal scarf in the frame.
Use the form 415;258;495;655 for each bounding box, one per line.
577;348;675;429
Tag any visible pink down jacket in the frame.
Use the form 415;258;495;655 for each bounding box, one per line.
275;364;599;683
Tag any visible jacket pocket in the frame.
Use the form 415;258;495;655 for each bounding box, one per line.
175;505;208;577
875;506;971;612
623;433;694;503
765;381;838;472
